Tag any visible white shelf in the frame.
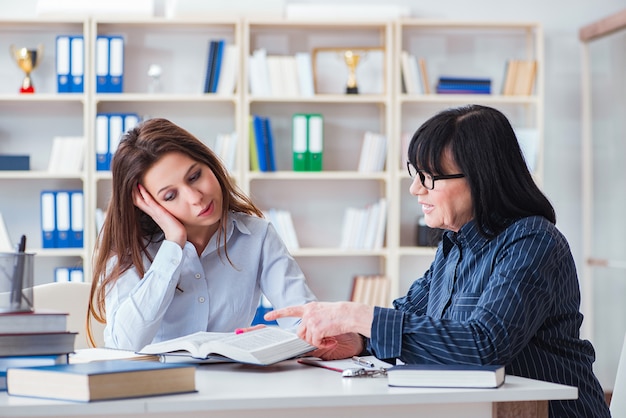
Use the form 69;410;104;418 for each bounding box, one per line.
0;17;544;302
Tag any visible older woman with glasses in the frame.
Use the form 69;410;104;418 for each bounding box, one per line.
267;105;610;417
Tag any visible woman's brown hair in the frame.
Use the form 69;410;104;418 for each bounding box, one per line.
86;118;262;346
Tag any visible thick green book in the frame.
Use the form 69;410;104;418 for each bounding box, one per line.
7;360;196;402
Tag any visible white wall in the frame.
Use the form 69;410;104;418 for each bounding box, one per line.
2;0;625;389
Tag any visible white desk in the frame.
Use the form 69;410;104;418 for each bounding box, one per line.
0;360;577;418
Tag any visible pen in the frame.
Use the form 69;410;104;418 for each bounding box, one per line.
10;235;26;308
352;356;375;368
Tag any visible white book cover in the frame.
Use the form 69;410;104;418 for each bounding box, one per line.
266;56;285;97
48;137;85;173
339;207;357;249
357;132;373;172
407;54;422;95
281;56;300;97
252;49;271;97
279;210;299;251
373;198;387;250
294;52;315;97
373;133;387;172
401;51;415;94
216;44;239;96
362;201;380;250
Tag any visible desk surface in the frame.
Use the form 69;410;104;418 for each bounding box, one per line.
0;360;578;418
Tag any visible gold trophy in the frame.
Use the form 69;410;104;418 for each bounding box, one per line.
344;50;361;94
10;44;43;94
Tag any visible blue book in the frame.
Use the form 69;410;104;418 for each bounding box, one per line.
6;360;196;402
252;115;269;171
204;40;219;93
209;40;225;93
262;117;277;171
0;354;69;391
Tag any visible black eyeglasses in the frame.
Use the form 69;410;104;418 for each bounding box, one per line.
407;162;465;190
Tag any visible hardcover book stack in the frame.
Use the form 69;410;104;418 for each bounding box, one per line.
0;310;76;391
436;76;491;95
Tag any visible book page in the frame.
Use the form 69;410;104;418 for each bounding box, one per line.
213;327;296;351
140;331;231;357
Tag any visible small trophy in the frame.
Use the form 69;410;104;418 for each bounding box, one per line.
147;64;162;94
344;50;361;94
10;44;44;94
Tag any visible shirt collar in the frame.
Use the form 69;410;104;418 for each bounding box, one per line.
442;220;490;256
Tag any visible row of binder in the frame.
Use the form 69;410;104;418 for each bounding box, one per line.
96;35;125;93
55;35;124;93
292;113;323;171
40;190;84;249
56;35;84;93
96;113;140;171
54;267;84;283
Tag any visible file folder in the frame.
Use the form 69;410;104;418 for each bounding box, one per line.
292;114;309;171
40;191;57;249
69;267;84;282
95;114;109;171
108;114;124;162
108;36;124;93
55;35;71;93
69;190;84;248
70;36;84;93
55;191;71;248
95;36;109;93
54;267;70;283
307;114;323;171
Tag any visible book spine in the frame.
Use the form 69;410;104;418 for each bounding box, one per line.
307;114;323;171
69;35;84;93
292;113;309;171
56;35;71;93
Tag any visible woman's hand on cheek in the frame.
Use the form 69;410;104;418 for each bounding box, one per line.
133;184;187;247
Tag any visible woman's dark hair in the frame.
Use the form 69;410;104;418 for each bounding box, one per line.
408;104;555;238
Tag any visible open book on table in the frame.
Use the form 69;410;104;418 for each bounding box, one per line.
137;326;316;366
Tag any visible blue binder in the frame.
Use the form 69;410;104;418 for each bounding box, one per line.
40;191;57;249
108;36;124;93
69;36;84;93
55;191;71;248
69;190;84;248
95;114;110;171
55;35;71;93
95;36;109;93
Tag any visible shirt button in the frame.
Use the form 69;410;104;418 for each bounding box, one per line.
198;297;205;303
195;273;201;279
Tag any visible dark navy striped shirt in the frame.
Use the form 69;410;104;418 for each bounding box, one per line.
370;216;609;417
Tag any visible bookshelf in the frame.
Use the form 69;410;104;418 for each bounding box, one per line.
87;17;242;282
242;19;395;302
0;17;544;309
0;18;89;284
394;20;544;297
